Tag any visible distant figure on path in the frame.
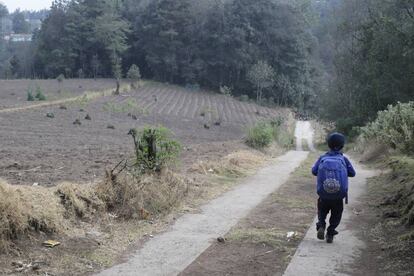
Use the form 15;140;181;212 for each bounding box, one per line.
311;133;356;243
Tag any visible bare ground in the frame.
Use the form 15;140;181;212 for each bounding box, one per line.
0;80;290;186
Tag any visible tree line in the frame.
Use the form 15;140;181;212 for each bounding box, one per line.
315;0;414;134
9;0;322;112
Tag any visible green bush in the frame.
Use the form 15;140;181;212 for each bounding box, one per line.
336;117;360;139
35;86;46;101
56;74;65;83
239;95;250;102
27;91;35;101
128;126;181;173
127;64;141;88
219;85;232;96
245;122;274;149
360;102;414;154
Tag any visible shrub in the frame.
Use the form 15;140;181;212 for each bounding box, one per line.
245;122;274;149
185;83;200;91
35;86;46;101
127;64;141;88
360;102;414;154
219;85;232;96
336;117;360;139
128;126;181;173
56;74;65;83
239;95;250;102
27;91;35;101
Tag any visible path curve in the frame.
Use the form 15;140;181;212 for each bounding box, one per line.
295;121;316;152
284;161;379;276
97;150;309;276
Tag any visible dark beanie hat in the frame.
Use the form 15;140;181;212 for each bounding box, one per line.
327;132;345;151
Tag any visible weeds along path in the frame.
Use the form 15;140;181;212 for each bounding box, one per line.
283;162;379;276
97;151;309;276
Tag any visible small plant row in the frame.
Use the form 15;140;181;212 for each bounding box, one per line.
27;85;46;101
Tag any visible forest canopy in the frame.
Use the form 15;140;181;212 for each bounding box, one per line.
28;0;321;112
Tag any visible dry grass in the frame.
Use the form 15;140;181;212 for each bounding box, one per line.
189;150;266;177
96;169;190;219
56;182;105;219
0;181;26;251
0;168;191;253
0;180;66;252
226;228;287;248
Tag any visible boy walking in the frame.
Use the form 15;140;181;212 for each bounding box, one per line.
312;133;356;243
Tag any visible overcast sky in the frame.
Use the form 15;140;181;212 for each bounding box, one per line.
1;0;52;12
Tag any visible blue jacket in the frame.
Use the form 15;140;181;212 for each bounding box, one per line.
312;151;356;177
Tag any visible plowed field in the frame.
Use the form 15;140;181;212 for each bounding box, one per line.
0;80;289;186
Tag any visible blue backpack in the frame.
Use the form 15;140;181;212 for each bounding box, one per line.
317;155;348;200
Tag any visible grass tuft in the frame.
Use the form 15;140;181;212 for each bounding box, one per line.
96;169;189;219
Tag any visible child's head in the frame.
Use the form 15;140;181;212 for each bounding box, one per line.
327;132;345;151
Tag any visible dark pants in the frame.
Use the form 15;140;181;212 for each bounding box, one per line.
316;197;344;236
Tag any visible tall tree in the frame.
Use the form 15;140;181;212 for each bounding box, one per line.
94;5;130;94
247;61;275;103
12;9;30;34
318;0;414;133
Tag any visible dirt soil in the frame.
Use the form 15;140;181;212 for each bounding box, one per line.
180;153;317;276
349;174;414;276
0;81;290;186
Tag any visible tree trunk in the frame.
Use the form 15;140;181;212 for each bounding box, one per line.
114;78;120;95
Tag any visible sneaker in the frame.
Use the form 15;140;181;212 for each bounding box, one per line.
317;226;325;240
326;234;334;243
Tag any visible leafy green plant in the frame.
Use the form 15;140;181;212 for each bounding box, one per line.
127;64;141;89
27;85;35;101
128;126;181;173
219;85;232;96
239;95;250;102
245;122;274;149
35;86;46;101
56;74;65;83
27;91;35;101
360;102;414;154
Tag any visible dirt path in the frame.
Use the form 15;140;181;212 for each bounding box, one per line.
97;151;309;276
283;162;378;276
295;121;316;152
0;87;115;114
